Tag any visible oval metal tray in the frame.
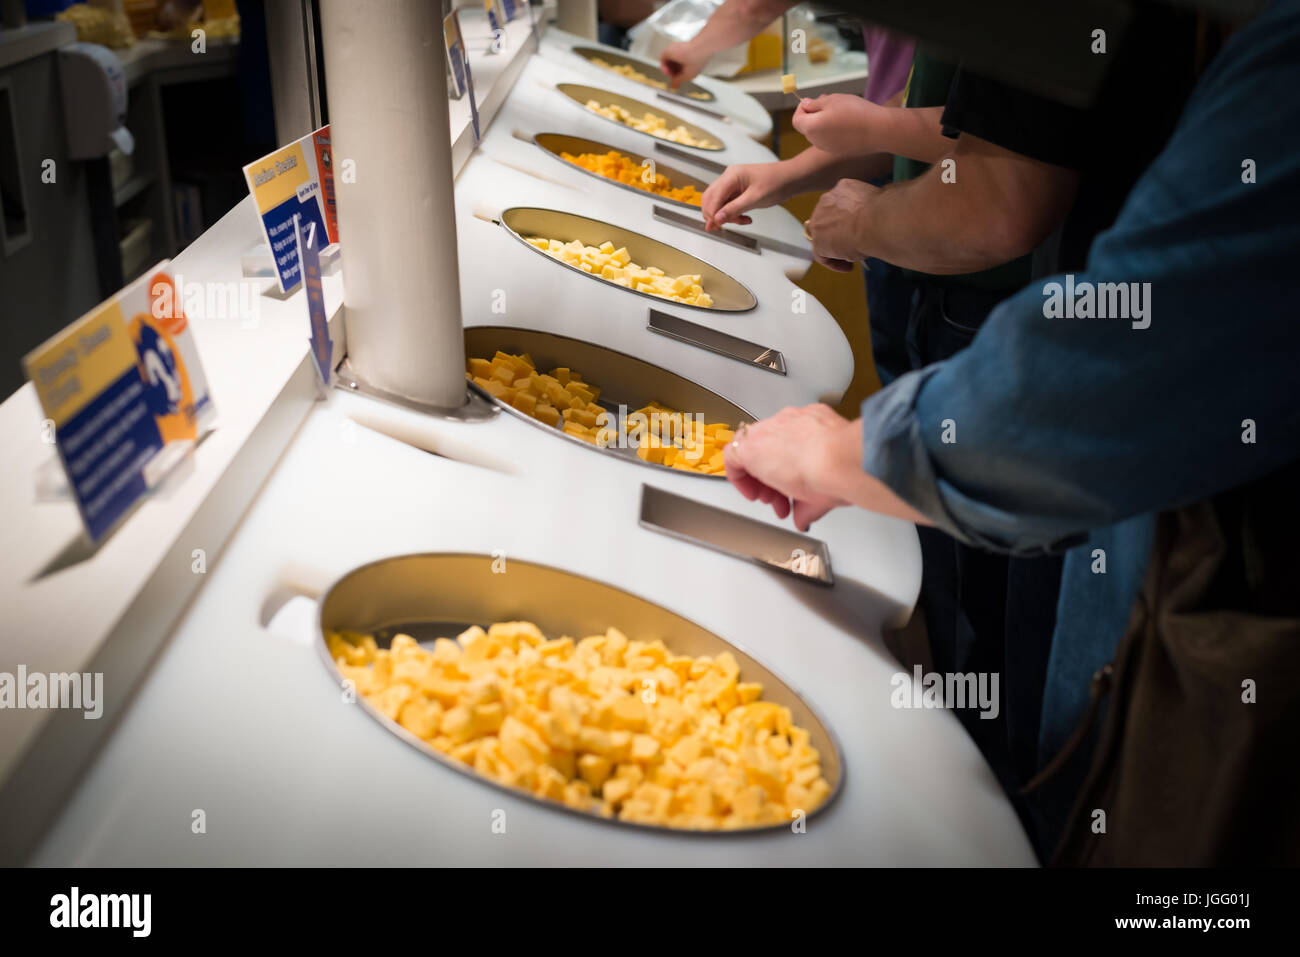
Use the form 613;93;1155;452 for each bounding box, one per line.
499;206;757;313
317;552;845;834
533;132;712;212
570;45;715;102
557;82;726;152
465;325;754;478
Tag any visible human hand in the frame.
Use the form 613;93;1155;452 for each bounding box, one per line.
660;41;710;90
806;178;878;271
792;94;883;156
723;404;850;531
700;162;795;230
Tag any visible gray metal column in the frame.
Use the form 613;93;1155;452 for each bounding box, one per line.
319;0;466;410
264;0;322;146
556;0;598;40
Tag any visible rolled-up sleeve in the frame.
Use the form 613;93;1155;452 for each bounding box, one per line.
859;361;1089;556
856;12;1300;555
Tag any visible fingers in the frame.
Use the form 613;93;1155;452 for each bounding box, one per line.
712;197;754;227
713;190;758;226
659;46;697;88
725;462;763;501
700;168;742;223
815;255;855;272
765;490;792;521
792;498;833;532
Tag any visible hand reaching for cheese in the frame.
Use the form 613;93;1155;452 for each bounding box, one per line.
328;621;831;829
588;56;711;99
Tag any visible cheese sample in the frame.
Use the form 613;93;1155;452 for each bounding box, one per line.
560;150;703;206
781;73;797;94
328;621;832;829
522;234;714;307
583;99;719;149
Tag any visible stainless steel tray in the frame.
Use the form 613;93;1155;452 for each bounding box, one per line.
639;484;835;587
497;206;757;313
556;82;726;152
570;45;715;102
317;552;844;833
465;325;754;478
532;132;712;213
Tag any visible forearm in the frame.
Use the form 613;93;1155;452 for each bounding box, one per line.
784;147;892;197
873;106;950;164
859;132;1079;273
688;0;791;58
854;167;1013;274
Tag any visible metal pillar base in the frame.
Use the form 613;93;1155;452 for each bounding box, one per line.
335;357;499;423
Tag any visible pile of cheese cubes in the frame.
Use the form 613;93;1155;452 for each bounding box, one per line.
468;352;735;472
583;99;719;149
328;621;832;829
588;56;712;100
628;401;733;475
560;150;703;206
524;235;714;308
468;351;609;445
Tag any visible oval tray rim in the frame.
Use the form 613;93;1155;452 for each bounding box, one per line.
556;81;727;153
317;551;847;837
499;205;758;314
466;322;756;480
569;44;717;103
532;132;711;214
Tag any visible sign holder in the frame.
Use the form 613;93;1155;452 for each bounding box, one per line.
22;264;217;544
241;125;339;294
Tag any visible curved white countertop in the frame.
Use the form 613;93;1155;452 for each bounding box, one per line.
0;30;1034;866
539;28;774;141
31;387;1032;866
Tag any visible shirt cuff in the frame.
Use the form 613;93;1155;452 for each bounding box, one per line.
859;365;1085;556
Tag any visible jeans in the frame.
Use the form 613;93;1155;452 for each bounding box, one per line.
901;279;1065;817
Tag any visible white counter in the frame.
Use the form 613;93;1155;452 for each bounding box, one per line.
31;385;1030;866
0;24;1035;866
538;28;774;141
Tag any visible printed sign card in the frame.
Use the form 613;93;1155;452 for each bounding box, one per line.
242;125;339;293
23;264;216;541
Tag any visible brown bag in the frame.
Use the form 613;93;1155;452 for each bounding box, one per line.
1051;462;1300;866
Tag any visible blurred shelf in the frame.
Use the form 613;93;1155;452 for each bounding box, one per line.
113;172;154;207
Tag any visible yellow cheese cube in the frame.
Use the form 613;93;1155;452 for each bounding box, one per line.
578;754;613;789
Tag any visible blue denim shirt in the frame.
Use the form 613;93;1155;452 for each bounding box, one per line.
858;0;1300;849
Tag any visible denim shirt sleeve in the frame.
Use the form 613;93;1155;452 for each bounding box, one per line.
860;363;1090;555
859;3;1300;555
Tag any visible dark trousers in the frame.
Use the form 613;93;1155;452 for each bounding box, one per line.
871;274;1065;832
